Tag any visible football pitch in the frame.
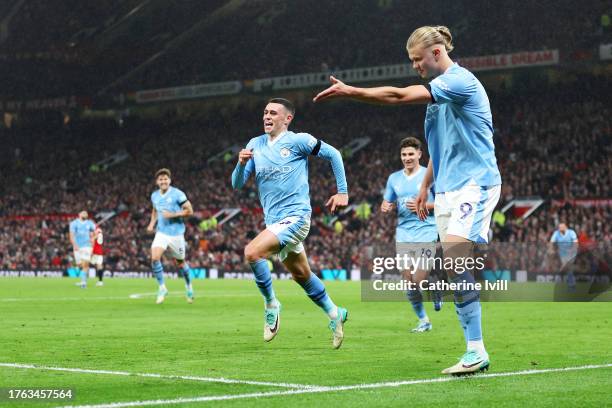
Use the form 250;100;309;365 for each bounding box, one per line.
1;278;610;407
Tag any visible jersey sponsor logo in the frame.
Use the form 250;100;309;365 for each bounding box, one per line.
257;165;293;180
280;147;291;158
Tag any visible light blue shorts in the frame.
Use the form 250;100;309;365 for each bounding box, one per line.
267;215;311;262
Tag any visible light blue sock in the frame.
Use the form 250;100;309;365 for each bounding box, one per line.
152;260;165;286
298;273;337;318
249;259;276;304
180;262;191;285
457;301;482;341
452;272;482;347
406;289;427;321
80;269;87;284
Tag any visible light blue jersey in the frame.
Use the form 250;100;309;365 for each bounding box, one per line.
425;63;502;192
232;131;347;225
550;229;578;259
151;186;188;236
384;166;438;243
70;218;95;248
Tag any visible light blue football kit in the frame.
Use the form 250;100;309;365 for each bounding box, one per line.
151;187;188;237
550;229;578;261
232;130;348;327
425;63;501;244
424;63;502;368
384;166;437;243
232;131;347;253
426;63;501;192
150;186;192;297
384;166;440;329
70;219;95;248
70;218;96;248
70;218;95;286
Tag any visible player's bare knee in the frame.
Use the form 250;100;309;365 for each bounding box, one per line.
244;244;263;263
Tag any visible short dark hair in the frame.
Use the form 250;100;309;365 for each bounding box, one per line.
400;137;422;150
155;168;171;179
268;98;295;116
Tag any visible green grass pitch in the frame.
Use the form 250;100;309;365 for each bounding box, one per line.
0;278;610;407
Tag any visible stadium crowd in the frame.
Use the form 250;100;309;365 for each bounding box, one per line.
0;0;609;97
0;74;609;272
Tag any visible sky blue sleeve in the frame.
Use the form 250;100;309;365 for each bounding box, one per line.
550;231;558;243
69;221;76;234
383;175;396;202
316;141;348;194
232;139;256;189
232;158;254;190
176;189;188;205
429;71;473;105
294;132;319;156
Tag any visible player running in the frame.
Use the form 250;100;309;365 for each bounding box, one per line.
91;226;105;286
231;98;349;349
314;26;501;374
381;137;440;333
147;168;195;304
69;211;95;288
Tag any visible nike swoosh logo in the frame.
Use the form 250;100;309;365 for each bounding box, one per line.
462;361;483;368
269;316;279;333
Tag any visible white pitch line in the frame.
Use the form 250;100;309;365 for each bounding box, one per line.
0;363;316;390
128;291;180;299
56;363;612;408
0;296;140;302
0;292;259;302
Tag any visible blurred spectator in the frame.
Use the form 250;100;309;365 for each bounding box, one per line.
0;75;610;271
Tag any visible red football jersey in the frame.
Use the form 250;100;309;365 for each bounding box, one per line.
93;229;104;255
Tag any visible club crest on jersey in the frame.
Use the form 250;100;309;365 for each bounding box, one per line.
280;147;291;158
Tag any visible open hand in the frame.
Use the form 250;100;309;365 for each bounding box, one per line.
313;76;351;102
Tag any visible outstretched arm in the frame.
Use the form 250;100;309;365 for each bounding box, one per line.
232;149;255;190
313;76;433;105
315;141;348;212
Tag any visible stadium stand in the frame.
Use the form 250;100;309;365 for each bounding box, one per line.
1;74;609;271
0;0;609;96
